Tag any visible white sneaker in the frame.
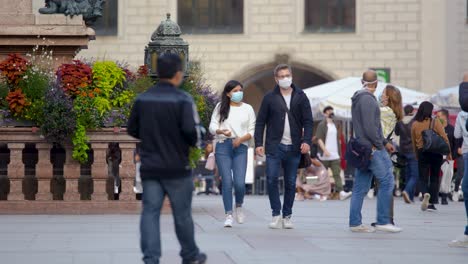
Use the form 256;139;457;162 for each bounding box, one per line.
421;193;431;211
224;215;233;228
133;181;143;194
375;224;403;233
367;188;375;199
268;216;282;229
449;235;468;248
235;207;245;224
339;191;352;201
282;216;294;229
350;224;376;233
452;191;460;202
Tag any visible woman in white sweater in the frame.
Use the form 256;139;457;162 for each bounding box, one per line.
209;80;256;228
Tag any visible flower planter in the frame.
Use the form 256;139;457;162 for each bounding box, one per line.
0;119;35;127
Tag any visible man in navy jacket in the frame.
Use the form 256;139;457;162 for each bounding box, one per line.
127;54;206;264
254;64;313;229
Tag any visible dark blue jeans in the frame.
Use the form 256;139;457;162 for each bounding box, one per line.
403;152;419;201
215;139;248;214
266;144;301;217
463;154;468;235
349;149;394;227
140;176;200;264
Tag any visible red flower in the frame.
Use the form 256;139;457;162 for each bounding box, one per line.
0;54;28;86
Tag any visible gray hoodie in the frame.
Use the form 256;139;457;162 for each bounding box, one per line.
351;89;385;150
454;111;468;154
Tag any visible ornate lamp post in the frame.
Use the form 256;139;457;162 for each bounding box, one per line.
145;13;189;79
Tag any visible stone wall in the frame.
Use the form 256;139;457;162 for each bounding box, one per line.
75;0;465;93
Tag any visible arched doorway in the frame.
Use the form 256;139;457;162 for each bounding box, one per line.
236;61;334;112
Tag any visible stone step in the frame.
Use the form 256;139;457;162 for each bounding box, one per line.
0;200;171;214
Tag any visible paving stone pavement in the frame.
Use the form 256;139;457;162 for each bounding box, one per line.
0;196;467;264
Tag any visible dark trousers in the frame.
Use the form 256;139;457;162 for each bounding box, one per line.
454;156;465;192
417;150;443;205
266;144;301;217
140;176;200;264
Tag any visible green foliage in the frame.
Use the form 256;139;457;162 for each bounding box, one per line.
111;90;136;108
72;124;90;164
92;61;126;97
189;147;204;169
0;80;8;108
18;68;50;100
129;76;154;94
23;100;45;125
74;96;103;129
91;96;111;117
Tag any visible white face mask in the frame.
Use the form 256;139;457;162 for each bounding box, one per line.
278;77;292;89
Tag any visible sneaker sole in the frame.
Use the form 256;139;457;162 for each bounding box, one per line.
224;225;233;228
350;228;376;233
376;228;402;233
421;194;431;211
402;192;411;204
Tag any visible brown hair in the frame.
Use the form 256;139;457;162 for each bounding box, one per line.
384;85;403;121
273;64;292;76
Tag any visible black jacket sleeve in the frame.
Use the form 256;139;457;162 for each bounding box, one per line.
255;95;269;148
180;98;201;148
300;94;313;146
127;99;140;139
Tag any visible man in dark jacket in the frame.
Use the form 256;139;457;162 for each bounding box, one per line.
395;105;418;203
349;70;402;233
127;54;206;264
254;64;313;229
316;106;351;200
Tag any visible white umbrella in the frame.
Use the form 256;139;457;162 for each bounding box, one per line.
431;86;459;109
304;77;431;120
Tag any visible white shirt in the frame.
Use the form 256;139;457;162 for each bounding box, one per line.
319;123;340;161
209;102;256;146
281;94;292;145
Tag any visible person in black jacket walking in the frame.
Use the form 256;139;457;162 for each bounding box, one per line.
395;105;418;204
127;54;206;264
254;64;313;229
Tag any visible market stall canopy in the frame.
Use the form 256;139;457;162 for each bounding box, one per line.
431;86;459;109
304;77;431;120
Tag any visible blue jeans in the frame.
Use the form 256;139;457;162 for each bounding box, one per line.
266;144;301;217
403;152;419;201
140;176;199;264
349;149;394;226
463;154;468;235
215;139;248;214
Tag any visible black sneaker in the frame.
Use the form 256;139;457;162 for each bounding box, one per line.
441;196;448;205
427;204;437;212
183;253;207;264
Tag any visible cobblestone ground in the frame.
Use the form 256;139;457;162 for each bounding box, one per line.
0;196;466;263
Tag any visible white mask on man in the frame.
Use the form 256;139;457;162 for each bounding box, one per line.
278;77;292;89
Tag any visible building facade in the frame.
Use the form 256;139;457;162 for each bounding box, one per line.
33;0;468;110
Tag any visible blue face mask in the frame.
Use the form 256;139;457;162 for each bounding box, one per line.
231;91;243;103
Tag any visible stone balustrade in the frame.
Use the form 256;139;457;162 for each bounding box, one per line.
0;127;153;214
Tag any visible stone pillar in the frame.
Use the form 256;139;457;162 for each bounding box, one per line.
35;143;53;200
119;143;136;201
63;147;80;201
91;143;109;201
7;143;25;200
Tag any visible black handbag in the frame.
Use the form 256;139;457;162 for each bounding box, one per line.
345;136;372;170
422;119;450;155
345;123;373;170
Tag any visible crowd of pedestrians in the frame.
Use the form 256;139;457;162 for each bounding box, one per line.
127;53;468;263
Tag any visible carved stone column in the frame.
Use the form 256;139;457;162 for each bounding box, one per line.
119;143;136;201
35;143;53;200
7;143;25;200
91;143;109;201
63;147;80;201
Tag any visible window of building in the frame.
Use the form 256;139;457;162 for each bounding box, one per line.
304;0;356;33
178;0;244;34
93;0;118;36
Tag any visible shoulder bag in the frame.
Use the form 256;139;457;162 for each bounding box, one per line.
422;118;450;155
